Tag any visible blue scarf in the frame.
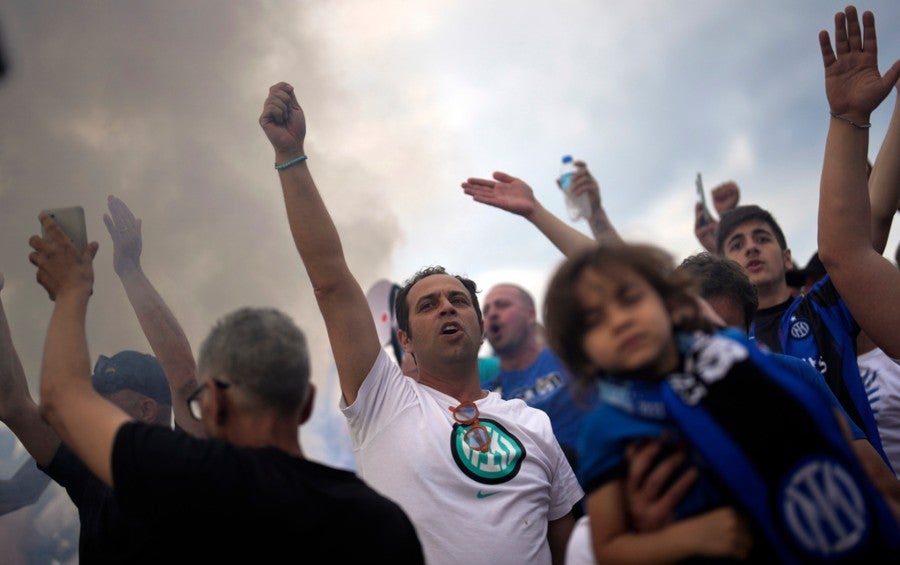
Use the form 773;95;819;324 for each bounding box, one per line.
607;330;900;562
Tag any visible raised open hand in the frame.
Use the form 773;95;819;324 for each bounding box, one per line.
103;195;142;276
819;6;900;121
461;171;538;217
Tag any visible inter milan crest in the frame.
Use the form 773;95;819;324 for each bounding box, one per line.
449;419;525;484
779;456;869;559
789;317;812;340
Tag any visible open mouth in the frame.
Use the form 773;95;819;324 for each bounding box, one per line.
441;322;460;335
745;260;763;271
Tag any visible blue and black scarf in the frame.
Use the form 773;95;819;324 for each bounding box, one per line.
660;330;900;563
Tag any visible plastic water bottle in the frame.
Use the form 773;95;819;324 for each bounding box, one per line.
558;155;591;221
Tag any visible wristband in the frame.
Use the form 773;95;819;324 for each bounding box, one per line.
830;112;871;129
274;154;308;170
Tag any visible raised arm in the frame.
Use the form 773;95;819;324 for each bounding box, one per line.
817;6;900;358
461;161;622;257
0;273;60;466
103;195;201;435
462;171;596;257
566;161;623;246
29;213;127;486
693;181;740;254
693;204;717;254
259;82;381;405
868;83;900;253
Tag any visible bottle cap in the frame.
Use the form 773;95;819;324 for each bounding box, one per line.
561;155;573;164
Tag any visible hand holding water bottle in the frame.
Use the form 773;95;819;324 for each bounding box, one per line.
558;155;592;221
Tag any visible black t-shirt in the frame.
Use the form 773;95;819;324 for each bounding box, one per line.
112;422;424;564
751;296;792;354
42;443;159;564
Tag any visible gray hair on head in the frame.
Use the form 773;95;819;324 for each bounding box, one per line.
197;307;310;415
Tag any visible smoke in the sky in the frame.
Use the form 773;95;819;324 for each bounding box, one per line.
0;1;431;467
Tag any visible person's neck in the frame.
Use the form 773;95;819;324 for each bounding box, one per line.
756;281;793;310
498;339;543;372
416;359;485;402
227;413;304;458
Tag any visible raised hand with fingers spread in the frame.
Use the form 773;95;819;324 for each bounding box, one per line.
103;195;202;437
103;195;143;277
462;171;540;217
818;6;900;361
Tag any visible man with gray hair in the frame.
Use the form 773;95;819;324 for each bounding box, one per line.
27;215;425;563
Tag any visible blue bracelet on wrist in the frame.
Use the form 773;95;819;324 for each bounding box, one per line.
274;154;308;170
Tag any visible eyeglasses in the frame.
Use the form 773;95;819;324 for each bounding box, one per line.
449;401;491;453
186;378;231;421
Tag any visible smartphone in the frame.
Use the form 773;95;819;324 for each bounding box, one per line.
41;206;87;252
695;173;713;226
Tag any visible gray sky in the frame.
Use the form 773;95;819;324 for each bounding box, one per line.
1;0;899;468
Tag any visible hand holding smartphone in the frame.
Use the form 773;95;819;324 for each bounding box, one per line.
695;173;713;227
41;206;88;252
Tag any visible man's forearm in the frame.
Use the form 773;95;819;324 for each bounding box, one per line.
117;267;199;433
587;208;623;247
0;296;60;466
525;203;596;258
818;119;872;267
868;90;900;253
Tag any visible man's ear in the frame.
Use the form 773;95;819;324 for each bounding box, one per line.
299;383;316;426
667;294;702;328
138;398;159;423
397;329;413;355
782;247;793;270
212;380;230;427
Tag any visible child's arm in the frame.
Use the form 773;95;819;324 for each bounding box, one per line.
588;480;754;564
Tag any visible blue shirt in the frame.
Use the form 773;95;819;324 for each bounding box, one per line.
485;347;597;450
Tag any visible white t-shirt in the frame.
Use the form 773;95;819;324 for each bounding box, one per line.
859;346;900;477
342;349;584;565
565;515;597;565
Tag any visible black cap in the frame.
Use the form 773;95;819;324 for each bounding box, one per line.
785;252;826;288
91;351;171;404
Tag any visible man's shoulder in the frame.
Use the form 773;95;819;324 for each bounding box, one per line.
796;275;845;312
766;350;818;377
508;347;568;376
538;346;566;367
485;392;553;423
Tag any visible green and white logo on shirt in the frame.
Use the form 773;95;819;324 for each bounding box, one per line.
450;419;525;484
